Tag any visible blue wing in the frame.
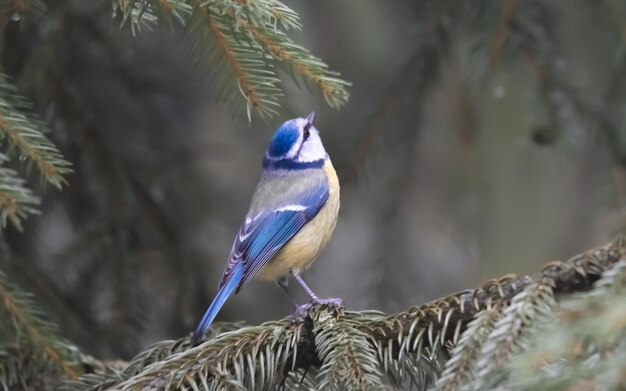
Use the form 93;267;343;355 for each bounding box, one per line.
193;178;328;342
219;185;329;293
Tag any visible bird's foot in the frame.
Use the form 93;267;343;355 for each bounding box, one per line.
290;297;344;319
291;303;313;319
315;297;344;307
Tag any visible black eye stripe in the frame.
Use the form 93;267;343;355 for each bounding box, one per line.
303;124;311;140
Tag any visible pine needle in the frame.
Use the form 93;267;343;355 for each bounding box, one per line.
66;239;626;390
312;308;386;390
471;279;556;390
0;271;82;381
114;0;351;119
503;260;626;390
113;0;192;31
0;71;72;189
112;319;302;390
438;304;504;391
0;153;39;230
0;0;47;22
190;1;282;121
237;19;351;108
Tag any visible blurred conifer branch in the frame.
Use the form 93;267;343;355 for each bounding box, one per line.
57;238;626;390
0;271;85;388
188;3;283;120
0;70;71;230
112;0;351;120
502;259;626;390
0;153;39;230
0;71;71;188
0;0;47;22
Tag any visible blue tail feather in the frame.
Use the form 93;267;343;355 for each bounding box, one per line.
192;263;244;344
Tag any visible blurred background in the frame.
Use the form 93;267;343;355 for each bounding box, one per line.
1;0;625;359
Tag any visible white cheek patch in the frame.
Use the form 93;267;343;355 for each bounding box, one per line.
296;132;326;162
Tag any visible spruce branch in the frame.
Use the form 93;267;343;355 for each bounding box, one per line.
489;0;518;68
0;344;48;390
121;322;243;378
0;153;39;230
0;271;82;381
282;367;319;390
312;309;385;390
112;0;350;119
113;0;157;32
470;279;556;390
147;0;191;24
0;71;71;188
214;0;301;31
437;304;504;391
502;259;626;390
0;0;47;21
109;319;302;390
113;0;192;31
189;1;282;120
236;19;351;108
0;343;114;391
67;238;626;391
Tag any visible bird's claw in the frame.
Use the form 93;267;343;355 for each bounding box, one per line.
316;297;344;307
290;297;344;319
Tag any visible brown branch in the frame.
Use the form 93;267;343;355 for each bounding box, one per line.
0;279;79;379
196;2;261;111
86;238;626;390
158;0;173;14
361;238;623;363
0;114;64;185
490;0;518;69
0;189;18;222
225;11;347;109
239;20;337;102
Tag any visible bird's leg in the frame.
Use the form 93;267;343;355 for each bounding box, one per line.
292;271;343;314
292;272;319;301
276;277;298;310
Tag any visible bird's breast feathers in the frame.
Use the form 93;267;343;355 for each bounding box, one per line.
256;159;340;281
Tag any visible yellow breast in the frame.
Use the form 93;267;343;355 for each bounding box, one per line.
257;160;340;281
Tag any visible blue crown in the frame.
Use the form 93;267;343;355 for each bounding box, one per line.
267;121;299;158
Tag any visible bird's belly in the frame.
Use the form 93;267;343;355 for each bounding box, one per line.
257;162;340;281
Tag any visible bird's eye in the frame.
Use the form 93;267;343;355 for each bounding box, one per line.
303;124;311;140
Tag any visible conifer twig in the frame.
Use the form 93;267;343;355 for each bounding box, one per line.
313;310;384;390
0;0;47;21
0;271;81;380
236;19;350;108
65;238;626;391
471;279;556;389
502;259;626;390
0;71;72;188
0;153;39;230
438;304;504;391
113;0;350;119
190;1;282;120
489;0;518;68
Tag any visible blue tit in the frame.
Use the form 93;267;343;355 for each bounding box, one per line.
192;112;341;343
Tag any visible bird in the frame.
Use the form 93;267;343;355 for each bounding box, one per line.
192;112;341;344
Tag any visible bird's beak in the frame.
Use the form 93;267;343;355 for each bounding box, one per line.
306;112;316;126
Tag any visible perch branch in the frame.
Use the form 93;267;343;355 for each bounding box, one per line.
72;238;625;390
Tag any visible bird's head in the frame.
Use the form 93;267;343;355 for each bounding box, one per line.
263;112;327;170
